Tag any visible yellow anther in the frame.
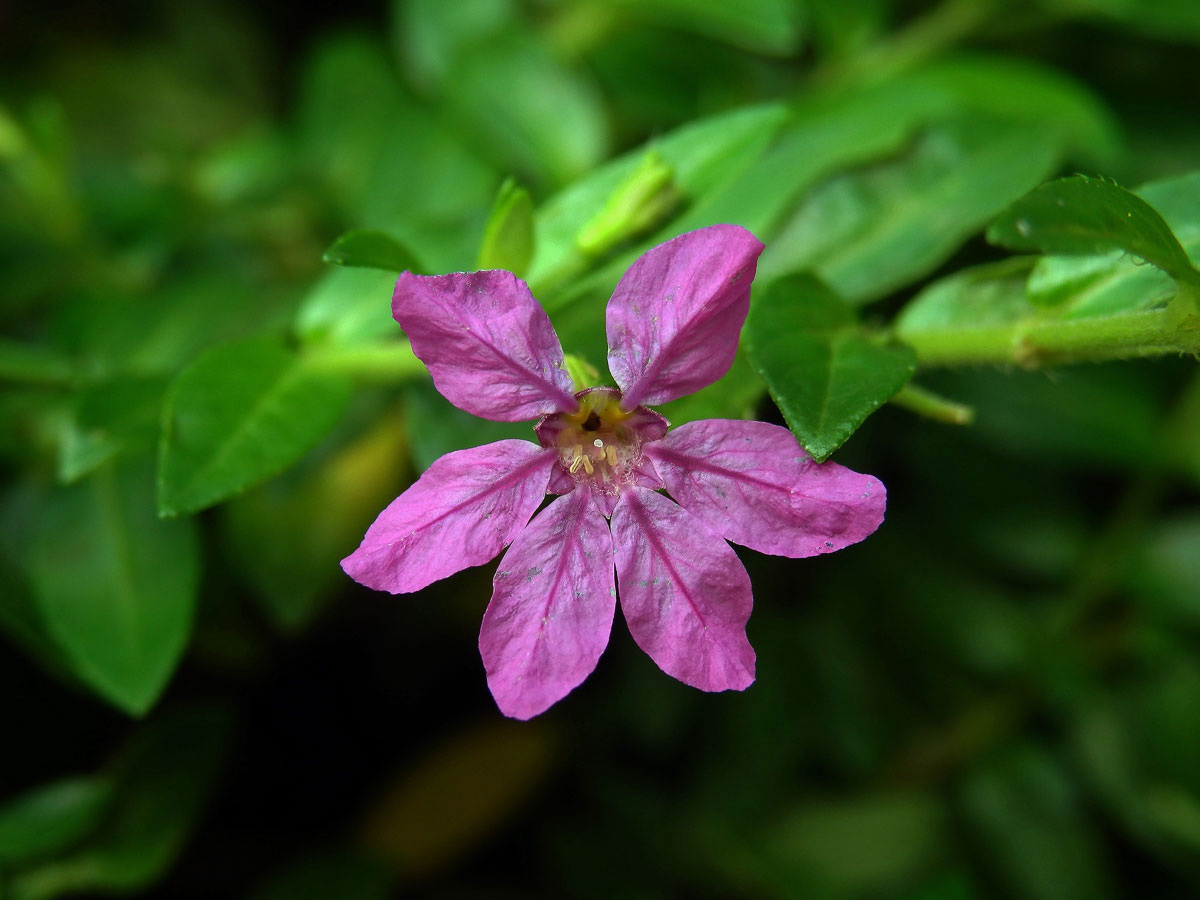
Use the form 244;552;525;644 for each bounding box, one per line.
568;444;585;474
605;445;618;467
581;456;594;475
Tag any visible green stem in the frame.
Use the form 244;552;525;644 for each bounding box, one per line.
890;383;975;424
900;301;1200;369
302;341;427;382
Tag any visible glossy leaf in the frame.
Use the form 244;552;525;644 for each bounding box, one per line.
988;175;1200;287
747;275;915;462
322;229;421;273
158;336;352;516
29;458;199;715
1025;171;1200;315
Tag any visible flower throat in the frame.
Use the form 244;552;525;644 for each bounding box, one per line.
535;387;667;493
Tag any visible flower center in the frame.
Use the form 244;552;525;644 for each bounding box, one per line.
535;387;668;494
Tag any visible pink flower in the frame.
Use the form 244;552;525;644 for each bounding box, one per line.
342;225;885;719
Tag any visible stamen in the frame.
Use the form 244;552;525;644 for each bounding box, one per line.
581;456;594;475
605;445;618;467
568;445;585;474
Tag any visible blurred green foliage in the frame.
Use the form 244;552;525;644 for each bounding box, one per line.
2;0;1200;897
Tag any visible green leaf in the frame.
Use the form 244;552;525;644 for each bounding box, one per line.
609;0;804;55
760;115;1063;303
296;32;495;268
1137;515;1200;625
399;1;608;184
58;376;165;484
1025;171;1200;316
988;175;1200;288
894;257;1038;345
0;338;73;385
1025;250;1175;315
1057;0;1200;43
764;791;947;893
9;707;231;900
28;458;199;715
808;0;888;59
61;272;289;379
248;851;391;900
1073;664;1200;873
527;102;789;303
322;229;421;273
0;483;70;672
678;54;1116;243
576;150;681;258
157;336;351;516
896;174;1200;367
745;274;915;462
909;55;1119;167
961;745;1116;900
404;380;530;473
223;412;408;632
295;266;401;347
658;352;764;427
477;177;534;275
0;777;112;867
930;366;1163;468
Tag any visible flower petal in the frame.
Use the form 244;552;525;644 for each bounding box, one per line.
480;487;616;720
606;225;763;409
341;440;555;593
648;419;885;557
393;270;578;421
610;487;755;692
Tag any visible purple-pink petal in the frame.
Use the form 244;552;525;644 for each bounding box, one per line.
341;440;555;594
610;487;755;692
606;225;763;410
648;419;885;558
393;270;578;422
480;487;616;720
